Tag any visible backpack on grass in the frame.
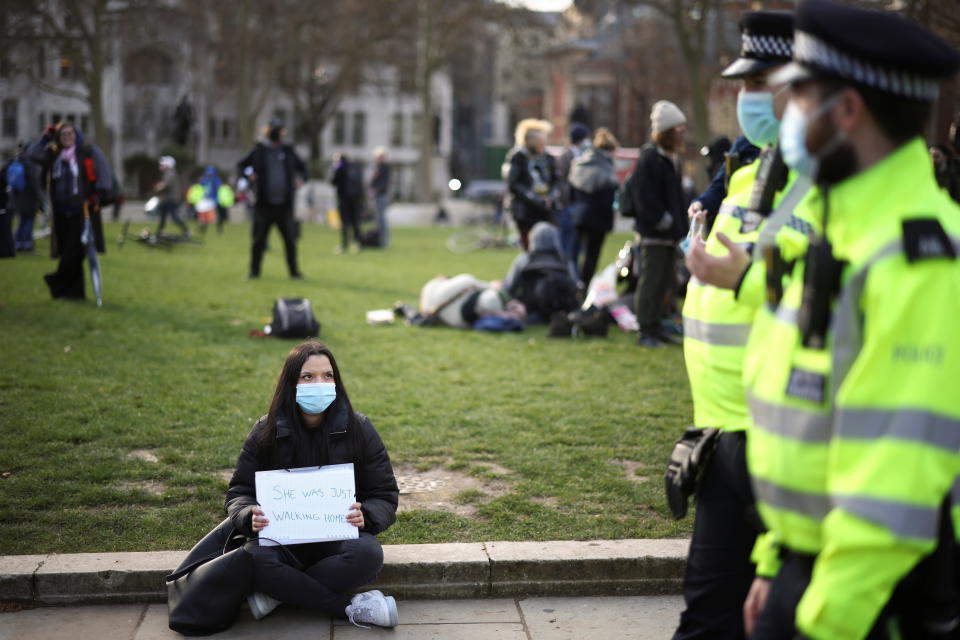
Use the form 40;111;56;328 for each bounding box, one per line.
269;298;320;338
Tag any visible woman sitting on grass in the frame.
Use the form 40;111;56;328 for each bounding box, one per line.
226;340;400;628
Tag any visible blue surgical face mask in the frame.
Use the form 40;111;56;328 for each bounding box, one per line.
737;90;780;147
296;382;336;415
778;94;845;178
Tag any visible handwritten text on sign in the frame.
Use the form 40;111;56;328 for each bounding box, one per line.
255;463;359;546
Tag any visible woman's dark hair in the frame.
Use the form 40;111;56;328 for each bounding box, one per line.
259;341;362;461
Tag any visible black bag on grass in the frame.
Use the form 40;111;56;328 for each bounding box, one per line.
166;519;253;636
269;298;320;338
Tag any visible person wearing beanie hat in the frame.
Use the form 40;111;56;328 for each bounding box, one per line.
650;100;687;135
672;10;802;640
555;121;593;275
622;100;688;347
697;1;960;638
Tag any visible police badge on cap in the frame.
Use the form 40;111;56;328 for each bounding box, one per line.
772;0;960;102
721;11;795;79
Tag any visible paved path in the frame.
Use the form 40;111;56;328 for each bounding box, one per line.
0;595;684;639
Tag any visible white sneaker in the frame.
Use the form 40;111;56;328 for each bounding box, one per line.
247;592;280;620
345;591;398;628
350;589;383;606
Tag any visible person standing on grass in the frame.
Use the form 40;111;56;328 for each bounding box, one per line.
237;120;306;279
503;118;558;251
625;100;689;347
369;147;391;248
331;152;364;254
568;127;620;289
225;340;400;628
154;156;190;238
28;122;112;300
4;142;43;253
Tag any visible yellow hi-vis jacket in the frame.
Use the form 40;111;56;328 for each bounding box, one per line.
683;153;811;433
682;162;763;431
788;137;960;639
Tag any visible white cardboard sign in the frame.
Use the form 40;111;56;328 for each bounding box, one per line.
255;463;359;545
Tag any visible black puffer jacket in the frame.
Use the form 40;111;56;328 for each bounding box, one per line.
225;399;399;538
626;143;687;241
502;146;557;227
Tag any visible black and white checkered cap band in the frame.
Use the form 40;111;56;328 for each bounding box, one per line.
742;34;793;59
795;31;940;100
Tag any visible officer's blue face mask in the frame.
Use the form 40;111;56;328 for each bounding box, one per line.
779;93;846;178
296;382;336;415
736;90;781;147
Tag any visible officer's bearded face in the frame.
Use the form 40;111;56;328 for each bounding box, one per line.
794;81;859;186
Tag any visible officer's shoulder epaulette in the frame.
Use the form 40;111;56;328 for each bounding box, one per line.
902;218;956;263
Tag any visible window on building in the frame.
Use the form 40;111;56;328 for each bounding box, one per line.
391;113;404;147
2;100;17;137
59;56;74;79
222;119;232;142
123;49;173;85
207;116;216;141
351;111;365;147
0;55;11;78
52;112;63;125
80;114;89;133
332;112;345;145
412;112;423;147
37;45;46;78
37;112;46;133
66;114;76;124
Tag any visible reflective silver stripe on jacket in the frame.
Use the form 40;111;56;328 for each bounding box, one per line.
683;317;752;347
834;494;939;541
753;176;814;261
752;477;830;520
748;394;832;442
835;408;960;452
775;305;798;326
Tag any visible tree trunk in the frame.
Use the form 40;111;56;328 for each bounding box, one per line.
415;0;433;202
236;0;255;149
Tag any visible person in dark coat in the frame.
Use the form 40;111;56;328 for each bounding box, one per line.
28;122;111;300
555;122;591;269
626;100;688;346
331;153;364;253
4;143;43;253
502;119;558;250
237;120;306;279
369;148;391;248
569;127;620;287
225;341;400;628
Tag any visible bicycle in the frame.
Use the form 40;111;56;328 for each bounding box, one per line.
446;212;518;253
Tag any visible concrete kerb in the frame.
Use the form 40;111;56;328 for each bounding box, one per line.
0;539;688;606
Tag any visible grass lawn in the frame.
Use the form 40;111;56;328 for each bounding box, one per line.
0;220;693;554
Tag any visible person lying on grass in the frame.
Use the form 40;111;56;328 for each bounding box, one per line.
226;340;400;628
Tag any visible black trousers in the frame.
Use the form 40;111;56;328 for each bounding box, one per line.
45;212;86;299
576;227;607;287
251;203;299;276
157;200;188;235
673;431;759;640
339;199;362;249
635;243;676;333
248;532;383;616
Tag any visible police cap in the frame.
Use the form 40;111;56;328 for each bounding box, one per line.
773;0;960;101
721;11;795;79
